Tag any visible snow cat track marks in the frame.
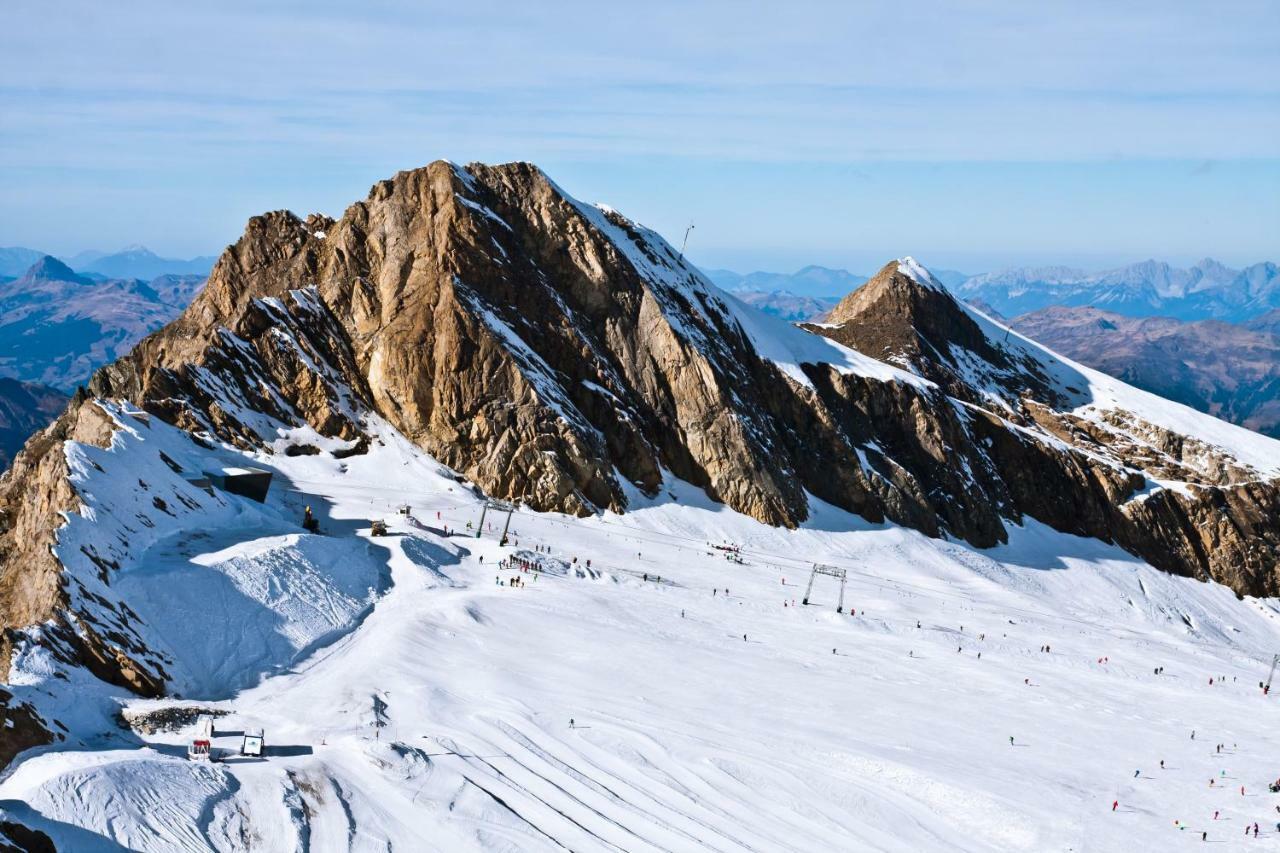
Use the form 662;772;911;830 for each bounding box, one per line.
573;715;822;853
456;773;571;851
433;735;645;853
488;718;762;853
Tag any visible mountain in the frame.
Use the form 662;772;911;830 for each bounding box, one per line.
0;378;65;468
1010;306;1280;439
927;267;969;288
955;258;1280;322
74;245;217;280
702;264;868;296
0;256;205;391
731;289;839;321
1245;308;1280;337
62;249;107;269
0;246;47;277
1;161;1279;848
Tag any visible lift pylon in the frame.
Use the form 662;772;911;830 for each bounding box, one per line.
802;563;848;613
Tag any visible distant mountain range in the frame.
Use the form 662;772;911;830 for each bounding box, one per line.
702;258;1280;442
0;244;216;279
702;265;869;296
0;256;205;390
0;377;65;468
703;265;964;321
954;258;1280;323
1010;306;1280;439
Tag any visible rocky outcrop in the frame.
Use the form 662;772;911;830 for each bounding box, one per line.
0;160;1278;738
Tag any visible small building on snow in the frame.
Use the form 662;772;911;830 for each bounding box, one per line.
202;467;273;503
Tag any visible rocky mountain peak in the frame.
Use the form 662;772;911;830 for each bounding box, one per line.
817;258;1036;398
3;160;1280;727
22;255;87;284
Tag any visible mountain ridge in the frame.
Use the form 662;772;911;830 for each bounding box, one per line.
957;258;1280;322
1;161;1279;761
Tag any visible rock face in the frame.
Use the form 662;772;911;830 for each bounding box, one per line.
1010;306;1280;438
1;161;1279;739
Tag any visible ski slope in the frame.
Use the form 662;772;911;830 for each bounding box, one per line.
3;418;1280;851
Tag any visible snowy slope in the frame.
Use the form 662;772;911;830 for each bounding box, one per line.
4;413;1280;851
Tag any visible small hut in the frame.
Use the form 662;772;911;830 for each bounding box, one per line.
202;467;273;502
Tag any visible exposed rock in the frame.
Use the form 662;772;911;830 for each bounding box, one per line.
0;687;56;769
0;160;1277;752
119;705;227;736
0;819;57;853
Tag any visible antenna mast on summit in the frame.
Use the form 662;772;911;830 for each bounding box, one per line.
679;223;695;259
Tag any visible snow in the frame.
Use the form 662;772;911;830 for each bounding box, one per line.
112;531;388;697
719;291;933;391
210;466;269;477
896;256;945;291
6;412;1280;851
4;186;1280;850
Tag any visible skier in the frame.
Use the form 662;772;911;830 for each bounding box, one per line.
1009;736;1014;747
1112;800;1118;812
1160;760;1165;770
1134;769;1140;778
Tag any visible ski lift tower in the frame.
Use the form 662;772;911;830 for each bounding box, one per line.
475;499;515;542
802;563;848;613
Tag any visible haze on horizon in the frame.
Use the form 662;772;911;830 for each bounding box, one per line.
1;0;1277;276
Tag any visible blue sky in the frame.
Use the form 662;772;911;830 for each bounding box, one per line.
1;0;1277;275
